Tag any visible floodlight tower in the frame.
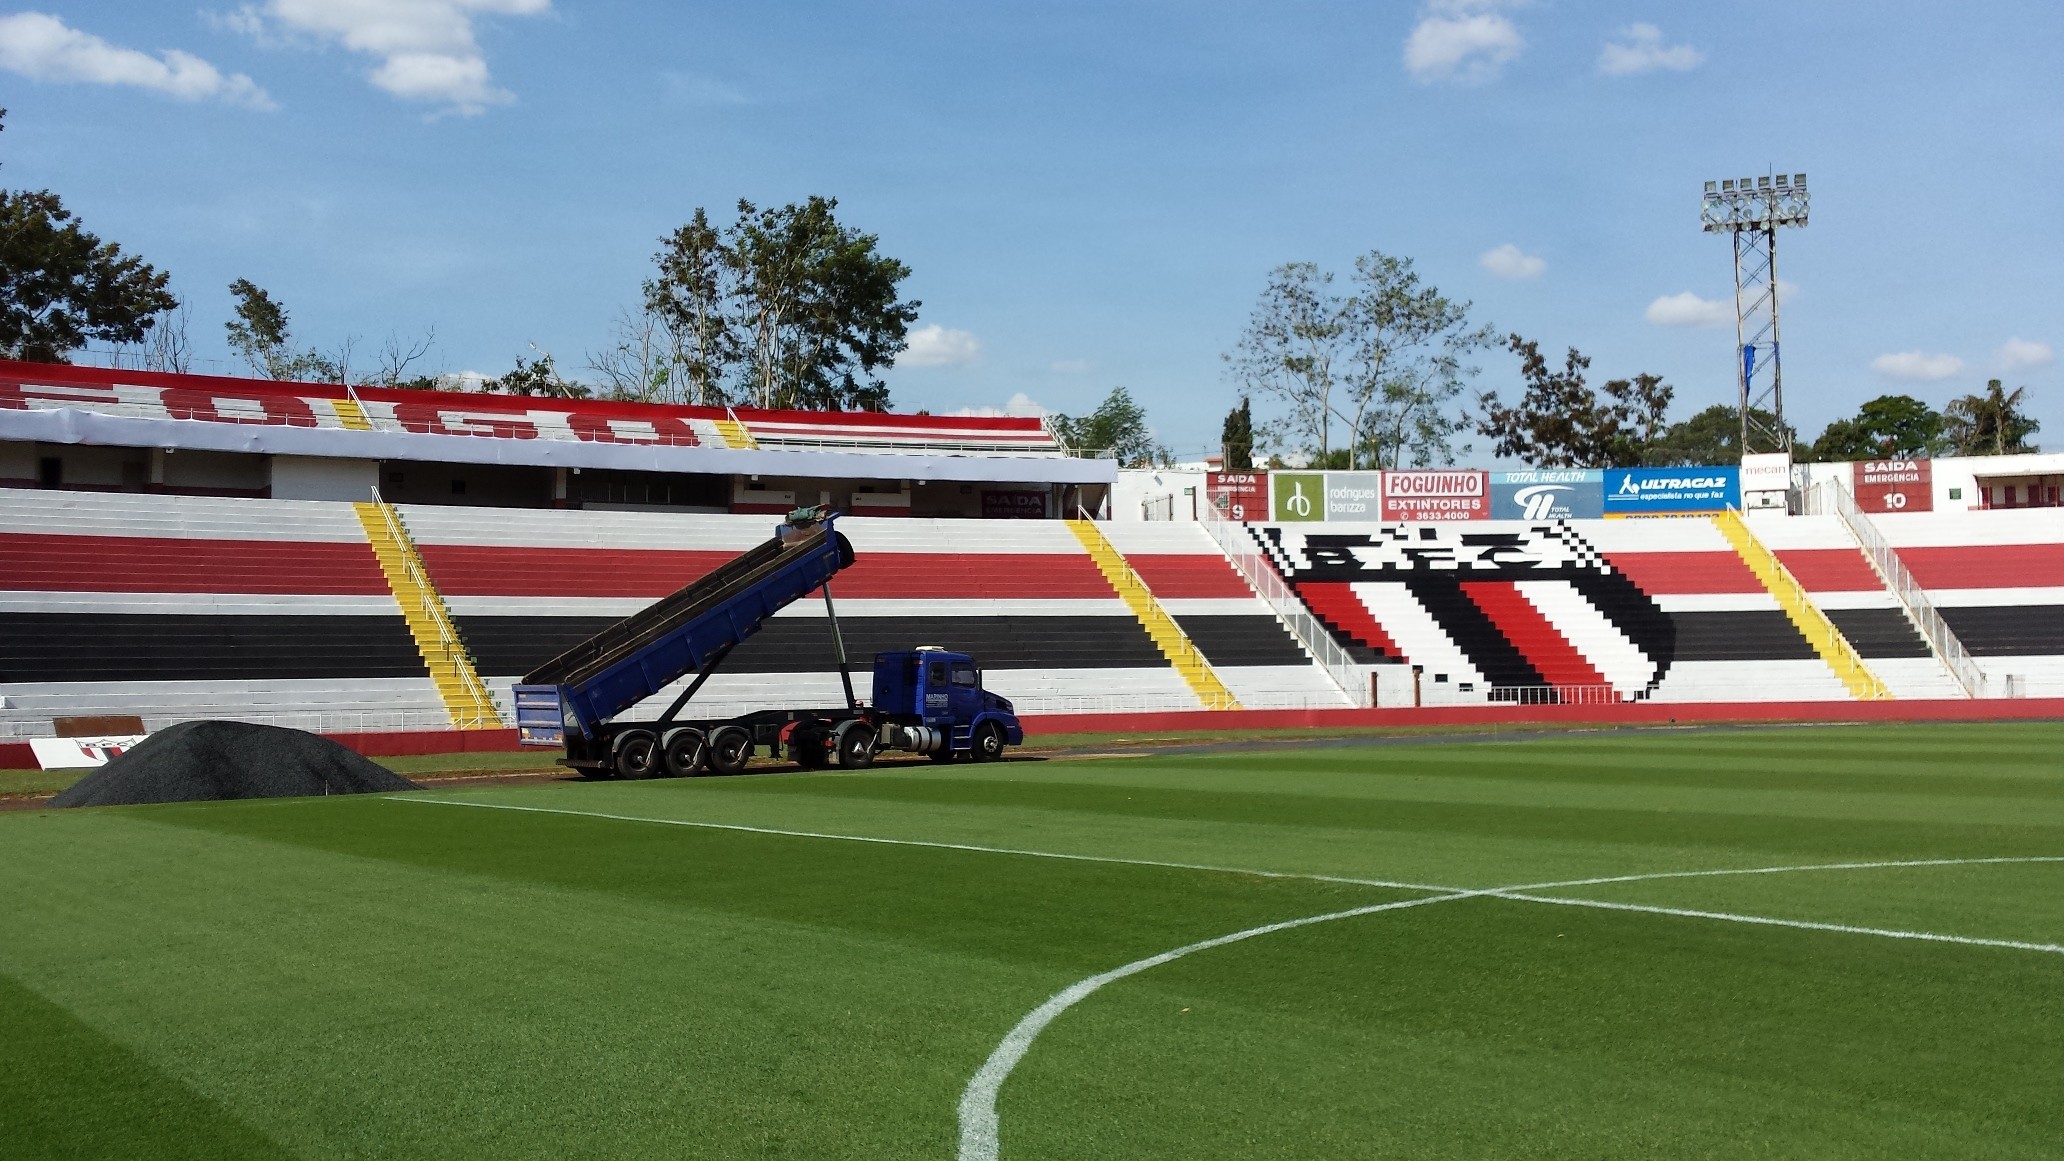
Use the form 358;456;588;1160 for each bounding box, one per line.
1701;173;1809;454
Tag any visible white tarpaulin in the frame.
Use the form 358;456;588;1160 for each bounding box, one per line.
29;735;148;770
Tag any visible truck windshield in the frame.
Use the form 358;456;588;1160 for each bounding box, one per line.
951;664;977;687
927;662;947;685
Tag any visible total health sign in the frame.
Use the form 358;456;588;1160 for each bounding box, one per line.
1491;470;1604;520
1602;467;1740;516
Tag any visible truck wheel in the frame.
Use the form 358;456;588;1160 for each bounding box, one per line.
613;731;660;780
834;723;876;770
971;721;1006;762
706;727;752;776
661;729;707;778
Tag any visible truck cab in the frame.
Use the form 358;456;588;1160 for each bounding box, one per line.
871;648;1023;761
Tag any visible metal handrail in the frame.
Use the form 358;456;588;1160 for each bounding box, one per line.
1197;502;1370;707
368;487;504;728
1804;479;1988;698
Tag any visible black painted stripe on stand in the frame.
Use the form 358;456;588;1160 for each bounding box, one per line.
1171;614;1310;668
455;614;1170;676
0;612;427;681
1666;610;1816;661
1938;606;2064;656
1825;608;1932;658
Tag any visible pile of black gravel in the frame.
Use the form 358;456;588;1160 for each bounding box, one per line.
50;721;420;808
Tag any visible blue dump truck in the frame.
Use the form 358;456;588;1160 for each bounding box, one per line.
513;508;1023;779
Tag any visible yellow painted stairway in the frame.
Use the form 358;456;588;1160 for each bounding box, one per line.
714;411;757;449
1712;509;1891;701
1067;520;1242;710
354;497;506;729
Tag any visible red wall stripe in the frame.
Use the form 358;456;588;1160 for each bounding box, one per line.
0;533;389;594
1459;580;1608;688
1294;581;1402;659
1602;551;1763;594
415;544;1114;599
1772;548;1882;592
1123;554;1255;598
1897;544;2064;590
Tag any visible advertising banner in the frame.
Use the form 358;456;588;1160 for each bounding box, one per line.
1205;471;1268;521
1852;459;1933;513
29;735;147;771
1381;469;1487;521
1490;469;1604;520
1270;472;1325;521
980;490;1049;519
1324;472;1384;520
1602;467;1740;516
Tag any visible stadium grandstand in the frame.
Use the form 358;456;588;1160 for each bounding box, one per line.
3;358;2062;759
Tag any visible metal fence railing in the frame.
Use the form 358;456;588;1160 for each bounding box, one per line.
1804;479;1988;698
0;707;477;741
1197;503;1370;707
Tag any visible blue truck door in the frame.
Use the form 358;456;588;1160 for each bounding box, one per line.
948;660;983;723
922;657;952;725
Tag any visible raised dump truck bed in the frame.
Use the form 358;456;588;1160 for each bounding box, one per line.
513;509;1021;780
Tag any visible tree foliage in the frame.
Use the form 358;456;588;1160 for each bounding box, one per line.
636;197;919;411
1050;386;1166;468
1643;404;1792;466
485;352;588;399
1942;380;2040;455
1225;251;1491;469
224;279;344;382
1220;396;1254;471
1476;335;1673;468
0;109;177;362
1805;394;1946;462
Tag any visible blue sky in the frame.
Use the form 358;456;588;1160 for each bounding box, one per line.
2;1;2057;461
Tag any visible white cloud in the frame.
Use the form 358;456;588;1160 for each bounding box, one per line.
1997;337;2054;371
1872;351;1965;382
0;13;272;107
949;392;1047;418
229;0;550;115
1479;243;1544;280
1598;23;1702;76
1644;291;1732;328
897;325;982;368
1405;1;1524;84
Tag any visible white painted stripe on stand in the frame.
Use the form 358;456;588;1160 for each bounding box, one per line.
1509;579;1653;696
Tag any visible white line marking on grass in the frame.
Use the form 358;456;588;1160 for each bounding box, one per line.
384;794;2064;1157
955;890;1485;1161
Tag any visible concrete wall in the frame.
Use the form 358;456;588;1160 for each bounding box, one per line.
271;456;379;502
1112;468;1208;521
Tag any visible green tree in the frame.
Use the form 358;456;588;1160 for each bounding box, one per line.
1645;404;1793;466
1477;334;1674;468
1050;386;1166;468
485;352;589;399
224;279;341;382
1805;394;1946;461
0;109;177;362
1942;380;2040;455
1220;396;1254;470
639;197;920;412
1225;251;1491;469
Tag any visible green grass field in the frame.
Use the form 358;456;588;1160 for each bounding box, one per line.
3;722;2059;1159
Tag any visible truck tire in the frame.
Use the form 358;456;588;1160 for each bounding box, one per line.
971;721;1007;762
706;727;752;776
834;723;876;770
613;730;661;780
661;728;707;778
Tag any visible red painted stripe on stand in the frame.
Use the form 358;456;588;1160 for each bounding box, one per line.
0;533;390;594
1293;581;1402;659
1458;580;1607;688
1123;554;1254;598
1601;551;1763;595
1773;548;1881;592
415;545;1115;599
1897;544;2064;590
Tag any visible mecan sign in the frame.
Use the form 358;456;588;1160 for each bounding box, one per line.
1381;470;1488;521
1602;467;1740;515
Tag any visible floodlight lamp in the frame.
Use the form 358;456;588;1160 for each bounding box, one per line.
1721;179;1734;191
1794;173;1806;187
1705;180;1717;193
1774;174;1788;188
1758;176;1771;189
